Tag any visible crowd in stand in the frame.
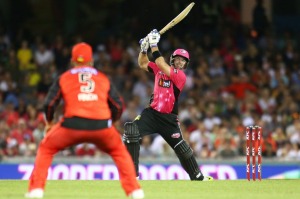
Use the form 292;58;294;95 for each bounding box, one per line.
0;0;300;161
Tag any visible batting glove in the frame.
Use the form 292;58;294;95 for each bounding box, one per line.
148;29;160;48
139;37;149;53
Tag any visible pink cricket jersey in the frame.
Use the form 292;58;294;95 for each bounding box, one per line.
148;62;186;114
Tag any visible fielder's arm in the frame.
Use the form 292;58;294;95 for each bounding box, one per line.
44;77;62;133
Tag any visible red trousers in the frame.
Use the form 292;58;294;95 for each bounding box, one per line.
28;121;140;196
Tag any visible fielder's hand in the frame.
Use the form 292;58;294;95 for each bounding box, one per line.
44;121;54;134
148;29;160;48
139;37;149;53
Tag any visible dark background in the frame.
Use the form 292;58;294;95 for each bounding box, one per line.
1;0;300;46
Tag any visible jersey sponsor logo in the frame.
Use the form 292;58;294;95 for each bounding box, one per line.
78;93;98;101
171;133;180;138
158;79;171;88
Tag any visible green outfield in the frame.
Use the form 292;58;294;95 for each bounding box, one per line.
0;179;299;199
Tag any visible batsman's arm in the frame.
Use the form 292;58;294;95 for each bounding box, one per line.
138;52;150;71
150;46;171;76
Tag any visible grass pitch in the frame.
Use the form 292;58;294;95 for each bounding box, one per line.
0;180;299;199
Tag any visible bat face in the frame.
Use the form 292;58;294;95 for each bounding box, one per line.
159;2;195;35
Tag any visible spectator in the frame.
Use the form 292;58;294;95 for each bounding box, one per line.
34;43;54;70
189;120;212;158
0;130;8;159
17;40;33;71
139;135;154;157
203;104;222;131
218;137;238;158
19;134;36;156
32;121;45;146
149;135;172;157
222;73;257;100
132;71;153;108
10;118;33;145
75;143;96;157
252;0;269;38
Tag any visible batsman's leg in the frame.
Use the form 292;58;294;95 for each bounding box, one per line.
123;122;141;177
174;140;204;180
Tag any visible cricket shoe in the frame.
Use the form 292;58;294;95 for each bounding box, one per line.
202;176;214;181
24;188;44;198
130;189;144;199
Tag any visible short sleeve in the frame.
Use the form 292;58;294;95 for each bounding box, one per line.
148;61;160;75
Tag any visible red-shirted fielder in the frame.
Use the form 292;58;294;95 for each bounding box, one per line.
123;29;213;181
25;42;144;199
